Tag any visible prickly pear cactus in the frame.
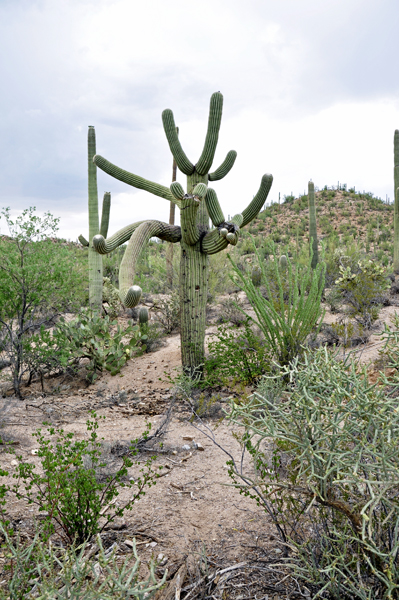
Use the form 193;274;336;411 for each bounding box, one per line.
308;181;318;269
79;126;112;312
251;265;262;287
394;130;399;272
91;93;273;377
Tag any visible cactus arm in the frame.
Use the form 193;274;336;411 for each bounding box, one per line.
93;221;181;255
162;110;194;175
394;130;399;272
201;222;239;254
93;155;178;205
231;213;243;227
88;126;103;311
170;182;185;202
195;92;224;175
205;188;225;226
180;195;201;245
308;181;319;269
208;150;237;181
241;174;273;227
78;234;89;247
119;220;181;307
100;192;111;238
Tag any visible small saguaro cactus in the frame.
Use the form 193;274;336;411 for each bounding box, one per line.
79;126;112;312
394;130;399;272
251;265;262;287
308;181;318;269
91;93;273;377
138;306;149;336
279;255;288;270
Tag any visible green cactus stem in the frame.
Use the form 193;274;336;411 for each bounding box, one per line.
92;93;273;377
100;192;111;238
209;150;237;181
139;306;149;336
308;181;318;269
394;130;399;272
88;126;103;312
279;255;288;270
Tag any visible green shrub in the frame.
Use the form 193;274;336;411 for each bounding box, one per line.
10;414;159;545
206;320;271;385
227;348;399;599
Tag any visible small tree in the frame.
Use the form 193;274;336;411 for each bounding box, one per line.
0;207;84;398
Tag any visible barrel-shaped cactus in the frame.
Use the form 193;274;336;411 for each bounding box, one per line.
138;306;149;336
91;93;273;377
279;255;288;270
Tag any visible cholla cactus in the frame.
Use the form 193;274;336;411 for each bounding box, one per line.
91;93;273;376
394;130;399;272
79;126;112;311
308;181;318;269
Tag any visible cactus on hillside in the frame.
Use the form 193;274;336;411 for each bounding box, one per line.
394;130;399;272
91;93;273;377
279;255;288;270
308;181;318;269
79;126;112;312
251;265;262;287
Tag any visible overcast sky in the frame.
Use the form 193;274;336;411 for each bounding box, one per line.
1;0;398;241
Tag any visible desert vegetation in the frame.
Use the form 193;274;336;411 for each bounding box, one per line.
0;103;399;598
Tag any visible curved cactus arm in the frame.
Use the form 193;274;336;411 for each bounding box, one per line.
231;213;243;227
201;221;239;255
100;192;111;238
180;195;201;246
93;155;177;204
170;181;185;202
241;174;273;227
205;188;225;226
119;220;181;308
208;150;237;181
93;220;181;255
78;234;89;247
162;110;194;175
195;92;224;175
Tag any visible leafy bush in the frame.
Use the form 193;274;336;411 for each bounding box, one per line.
229;244;325;367
0;526;165;599
228;348;399;599
334;259;390;327
206;320;271;385
10;414;159;545
152;290;180;334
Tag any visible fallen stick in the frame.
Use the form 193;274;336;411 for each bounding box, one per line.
154;562;187;600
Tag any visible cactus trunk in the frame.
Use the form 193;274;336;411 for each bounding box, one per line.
88;126;103;311
394;130;399;272
180;240;209;377
308;181;318;269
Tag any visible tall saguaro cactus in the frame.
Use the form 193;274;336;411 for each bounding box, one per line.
308;180;318;269
394;130;399;273
79;126;111;311
91;93;273;376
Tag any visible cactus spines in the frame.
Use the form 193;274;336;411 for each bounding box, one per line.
92;93;273;377
308;181;318;269
252;265;262;287
279;255;288;270
209;150;237;181
394;130;399;272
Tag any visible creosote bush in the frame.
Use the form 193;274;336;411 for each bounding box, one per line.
227;347;399;599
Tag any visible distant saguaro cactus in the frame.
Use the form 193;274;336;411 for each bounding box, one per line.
91;93;273;377
79;126;111;312
251;265;262;287
279;255;288;270
308;181;318;269
394;130;399;272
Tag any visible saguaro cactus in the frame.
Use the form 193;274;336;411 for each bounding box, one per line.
394;130;399;272
79;126;111;311
91;93;273;376
308;181;318;269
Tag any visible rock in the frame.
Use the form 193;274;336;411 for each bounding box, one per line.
31;449;39;456
196;443;205;451
182;444;191;451
10;460;18;466
182;436;194;441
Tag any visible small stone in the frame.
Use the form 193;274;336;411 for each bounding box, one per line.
182;436;194;441
123;539;135;549
157;553;165;561
31;449;39;456
182;444;191;451
172;450;177;455
10;460;18;466
274;548;282;554
149;541;157;548
196;443;205;451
